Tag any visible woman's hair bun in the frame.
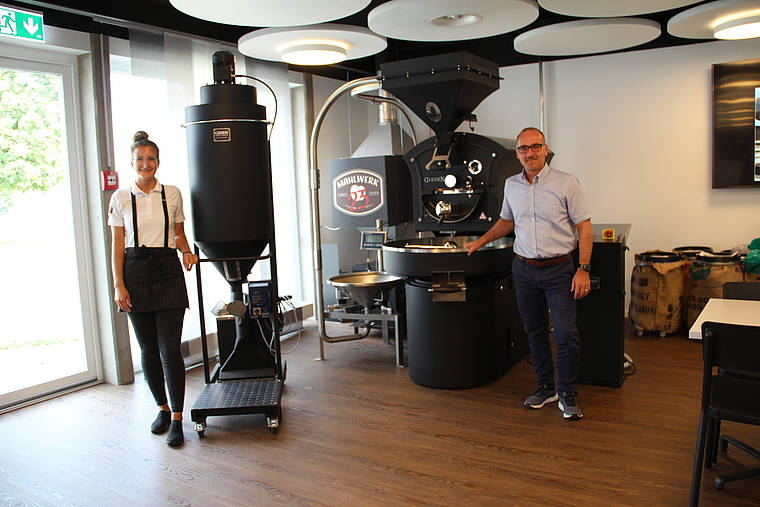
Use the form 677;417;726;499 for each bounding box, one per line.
130;131;159;159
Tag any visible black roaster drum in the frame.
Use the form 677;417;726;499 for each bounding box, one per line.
384;236;514;388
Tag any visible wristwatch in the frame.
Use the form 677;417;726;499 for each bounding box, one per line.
579;264;591;272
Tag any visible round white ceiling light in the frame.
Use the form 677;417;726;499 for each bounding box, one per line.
713;13;760;39
668;0;760;39
368;0;539;42
514;18;661;56
281;43;348;66
538;0;704;18
169;0;371;27
239;24;387;66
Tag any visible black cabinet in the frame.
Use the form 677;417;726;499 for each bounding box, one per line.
576;224;630;388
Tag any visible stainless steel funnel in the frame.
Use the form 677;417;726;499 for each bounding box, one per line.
327;271;404;311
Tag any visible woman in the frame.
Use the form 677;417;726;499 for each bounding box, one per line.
108;131;198;447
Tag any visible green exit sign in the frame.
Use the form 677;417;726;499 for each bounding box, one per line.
0;6;45;42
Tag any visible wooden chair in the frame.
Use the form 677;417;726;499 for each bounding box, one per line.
689;321;760;507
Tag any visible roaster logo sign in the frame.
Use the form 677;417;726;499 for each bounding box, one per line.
212;128;231;142
332;169;384;216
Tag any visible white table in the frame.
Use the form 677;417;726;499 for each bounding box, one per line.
688;298;760;339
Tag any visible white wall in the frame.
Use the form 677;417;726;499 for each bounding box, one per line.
544;39;760;256
464;39;760;311
466;62;543;139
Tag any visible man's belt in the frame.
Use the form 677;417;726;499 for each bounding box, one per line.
515;253;571;267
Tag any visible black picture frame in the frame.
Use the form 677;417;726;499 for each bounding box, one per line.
712;58;760;189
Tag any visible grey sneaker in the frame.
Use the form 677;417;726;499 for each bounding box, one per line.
559;392;583;420
524;385;559;409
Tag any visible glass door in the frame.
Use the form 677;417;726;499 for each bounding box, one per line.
0;54;98;410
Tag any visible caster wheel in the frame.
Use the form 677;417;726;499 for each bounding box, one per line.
194;421;206;438
659;330;667;337
637;329;644;336
267;416;280;433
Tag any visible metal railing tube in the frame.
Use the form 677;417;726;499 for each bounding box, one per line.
308;76;418;358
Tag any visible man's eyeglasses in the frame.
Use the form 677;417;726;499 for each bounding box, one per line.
516;143;545;154
133;157;158;163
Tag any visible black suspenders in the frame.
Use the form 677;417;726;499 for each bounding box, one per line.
130;186;169;248
161;187;169;247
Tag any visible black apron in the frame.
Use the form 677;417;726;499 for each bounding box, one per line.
123;186;189;313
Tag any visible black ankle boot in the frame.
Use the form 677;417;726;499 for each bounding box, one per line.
151;411;171;434
166;420;184;447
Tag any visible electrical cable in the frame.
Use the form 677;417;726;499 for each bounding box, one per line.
278;297;297;333
218;312;249;373
234;74;277;140
278;298;302;354
623;353;637;377
254;316;277;356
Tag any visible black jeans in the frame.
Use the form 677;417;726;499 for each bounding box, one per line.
128;308;186;413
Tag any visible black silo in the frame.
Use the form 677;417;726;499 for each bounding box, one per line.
184;52;273;287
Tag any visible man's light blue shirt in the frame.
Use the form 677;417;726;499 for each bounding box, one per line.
500;164;592;259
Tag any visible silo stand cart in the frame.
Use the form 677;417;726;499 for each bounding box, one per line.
190;247;285;436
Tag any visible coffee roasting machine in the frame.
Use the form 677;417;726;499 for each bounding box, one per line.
379;52;529;388
185;52;284;436
310;52;529;389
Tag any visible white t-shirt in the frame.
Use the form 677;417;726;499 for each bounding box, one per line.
107;183;185;249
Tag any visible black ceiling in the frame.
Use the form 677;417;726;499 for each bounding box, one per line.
8;0;713;80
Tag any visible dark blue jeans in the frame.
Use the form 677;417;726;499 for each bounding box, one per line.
128;308;186;413
512;256;580;394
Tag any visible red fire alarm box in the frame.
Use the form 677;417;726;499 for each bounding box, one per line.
100;171;118;191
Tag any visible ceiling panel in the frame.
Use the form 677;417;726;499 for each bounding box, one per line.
4;0;720;80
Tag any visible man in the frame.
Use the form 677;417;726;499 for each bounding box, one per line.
465;127;593;420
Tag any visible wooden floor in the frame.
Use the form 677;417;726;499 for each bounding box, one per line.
1;320;758;507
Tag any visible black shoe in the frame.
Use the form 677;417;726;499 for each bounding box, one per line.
559;392;584;420
524;385;559;409
151;411;171;434
166;420;184;447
